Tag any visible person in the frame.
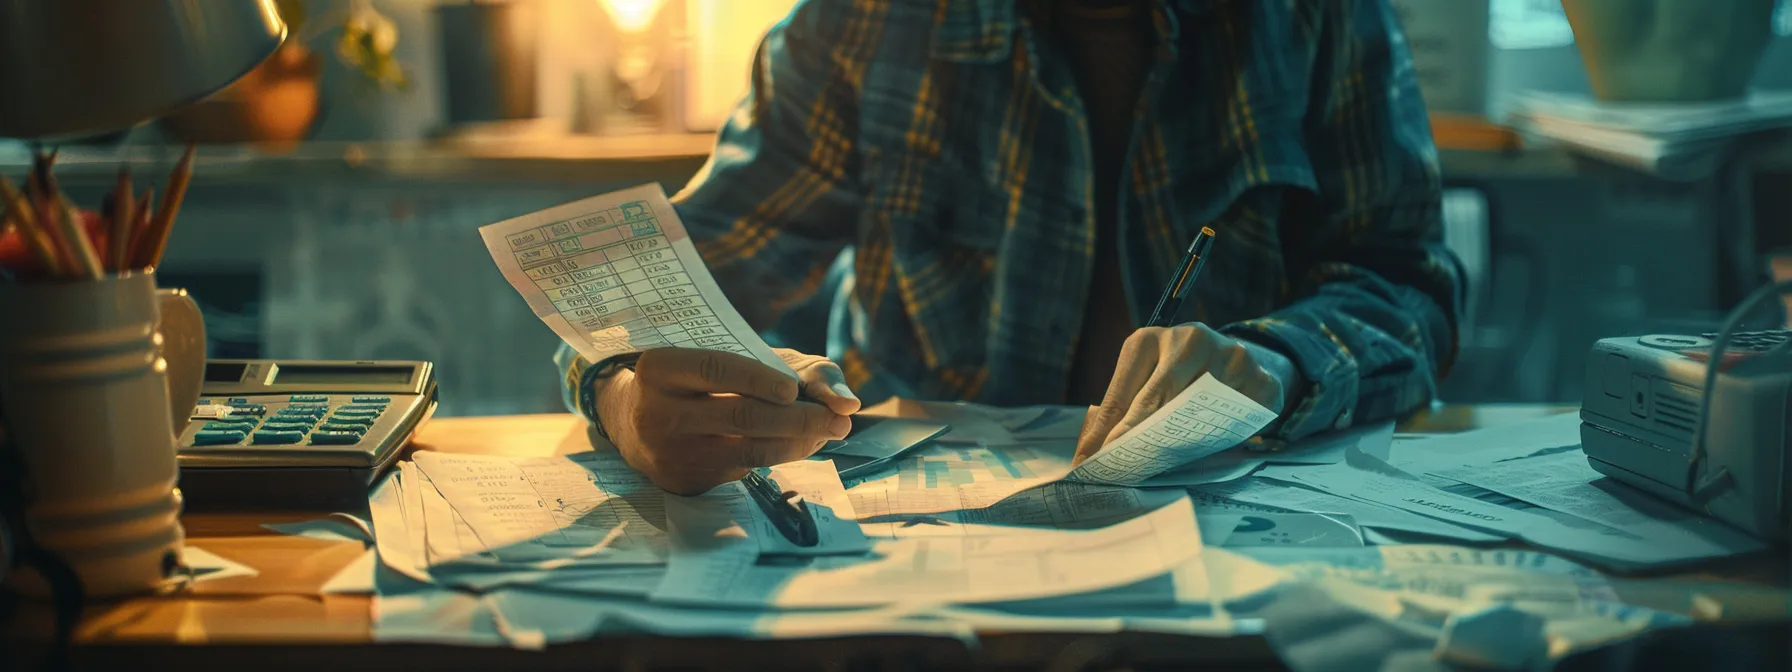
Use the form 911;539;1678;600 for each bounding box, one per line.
556;0;1464;495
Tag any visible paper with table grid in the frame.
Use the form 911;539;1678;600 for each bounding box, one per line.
478;183;793;375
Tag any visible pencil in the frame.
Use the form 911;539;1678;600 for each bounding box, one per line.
130;187;154;263
0;177;64;276
42;168;103;278
111;167;134;272
133;144;194;269
25;152;80;274
31;190;78;275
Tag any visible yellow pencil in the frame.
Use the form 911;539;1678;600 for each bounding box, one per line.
0;178;64;276
133;144;194;269
42;167;103;279
58;195;103;278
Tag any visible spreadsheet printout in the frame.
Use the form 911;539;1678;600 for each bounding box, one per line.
478;183;793;375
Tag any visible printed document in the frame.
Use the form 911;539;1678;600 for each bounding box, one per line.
478;183;792;375
1194;477;1502;543
412;450;669;567
855;482;1187;539
1272;446;1763;567
1429;450;1763;558
1137;421;1394;488
652;496;1205;608
408;450;870;570
1069;373;1276;485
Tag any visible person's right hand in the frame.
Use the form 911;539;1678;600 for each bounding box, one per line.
594;348;855;495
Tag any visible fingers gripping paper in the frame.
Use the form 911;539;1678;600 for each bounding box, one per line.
479;183;792;375
1071;373;1277;486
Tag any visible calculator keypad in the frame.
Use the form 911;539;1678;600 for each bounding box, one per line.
193;429;248;445
184;396;393;449
252;430;306;445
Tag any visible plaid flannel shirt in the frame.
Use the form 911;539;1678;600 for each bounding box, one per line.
560;0;1464;440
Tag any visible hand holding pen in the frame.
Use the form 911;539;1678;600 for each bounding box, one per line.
0;144;195;282
1074;226;1300;462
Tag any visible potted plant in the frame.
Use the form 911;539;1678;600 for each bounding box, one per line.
160;0;408;151
1561;0;1778;102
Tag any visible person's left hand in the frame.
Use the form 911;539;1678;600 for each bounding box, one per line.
1074;324;1296;465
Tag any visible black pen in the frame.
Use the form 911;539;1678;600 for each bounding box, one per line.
742;468;819;547
1145;226;1216;328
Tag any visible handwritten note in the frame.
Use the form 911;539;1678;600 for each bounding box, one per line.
478;183;792;375
1070;373;1276;486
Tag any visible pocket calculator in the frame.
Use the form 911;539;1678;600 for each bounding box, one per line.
176;359;437;510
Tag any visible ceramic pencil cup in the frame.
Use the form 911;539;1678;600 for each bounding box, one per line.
0;271;188;599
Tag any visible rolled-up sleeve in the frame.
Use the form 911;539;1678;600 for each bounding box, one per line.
1220;0;1465;440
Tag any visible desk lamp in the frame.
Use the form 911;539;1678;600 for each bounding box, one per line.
0;1;285;663
0;0;287;140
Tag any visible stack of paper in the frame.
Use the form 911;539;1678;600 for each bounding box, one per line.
400;183;1770;658
1510;90;1792;180
367;450;1259;647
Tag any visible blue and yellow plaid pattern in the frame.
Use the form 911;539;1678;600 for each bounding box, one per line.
560;0;1464;441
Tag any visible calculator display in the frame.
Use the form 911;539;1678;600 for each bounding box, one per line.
271;364;414;385
204;361;249;382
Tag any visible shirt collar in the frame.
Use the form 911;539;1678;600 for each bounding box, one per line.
931;0;1224;62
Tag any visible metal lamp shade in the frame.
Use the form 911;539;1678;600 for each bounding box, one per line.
0;0;287;140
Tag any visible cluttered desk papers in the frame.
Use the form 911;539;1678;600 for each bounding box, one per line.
380;185;1784;663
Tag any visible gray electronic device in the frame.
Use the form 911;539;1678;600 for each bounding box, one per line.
176;359;437;509
1579;330;1790;541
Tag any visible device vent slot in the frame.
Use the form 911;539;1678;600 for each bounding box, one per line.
1654;390;1699;433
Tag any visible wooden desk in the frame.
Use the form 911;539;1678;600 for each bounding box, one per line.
5;404;1782;670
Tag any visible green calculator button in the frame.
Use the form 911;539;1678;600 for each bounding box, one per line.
252;430;305;445
352;396;391;403
319;421;368;434
203;421;256;432
227;397;250;405
290;394;329;403
332;412;381;421
261;421;312;433
326;415;375;427
282;405;329;415
230;404;267;416
309;431;363;445
338;404;386;412
193;430;247;446
270;412;319;422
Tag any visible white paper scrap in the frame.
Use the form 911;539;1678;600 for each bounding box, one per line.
1070;373;1276;485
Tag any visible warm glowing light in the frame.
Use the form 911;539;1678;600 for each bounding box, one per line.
598;0;667;33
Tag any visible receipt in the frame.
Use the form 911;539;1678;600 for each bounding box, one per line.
1070;373;1276;486
479;183;792;374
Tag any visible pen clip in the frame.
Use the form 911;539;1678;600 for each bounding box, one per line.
744;469;819;547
